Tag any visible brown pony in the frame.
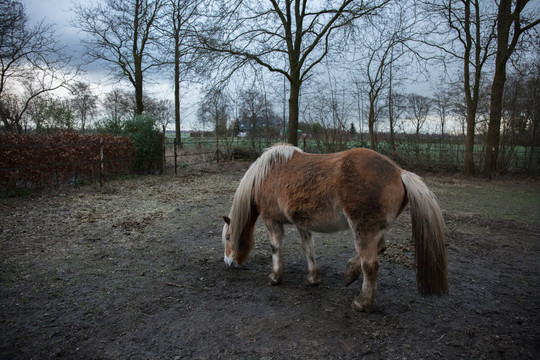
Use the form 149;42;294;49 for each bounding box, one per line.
222;144;447;312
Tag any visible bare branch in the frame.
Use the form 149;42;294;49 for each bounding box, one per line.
73;0;167;114
1;0;79;133
197;0;391;145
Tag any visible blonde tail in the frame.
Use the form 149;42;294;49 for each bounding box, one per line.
401;171;448;296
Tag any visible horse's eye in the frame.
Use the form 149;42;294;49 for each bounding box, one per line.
226;235;230;241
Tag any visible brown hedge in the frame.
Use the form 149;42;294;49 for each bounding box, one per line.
0;132;136;190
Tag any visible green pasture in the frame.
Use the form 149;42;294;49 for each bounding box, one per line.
428;178;540;224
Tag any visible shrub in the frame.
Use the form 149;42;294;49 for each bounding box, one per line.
95;117;124;136
122;115;164;174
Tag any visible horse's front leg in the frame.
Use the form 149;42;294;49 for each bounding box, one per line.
266;223;284;286
298;228;320;286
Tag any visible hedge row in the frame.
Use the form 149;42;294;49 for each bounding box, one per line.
0;132;136;190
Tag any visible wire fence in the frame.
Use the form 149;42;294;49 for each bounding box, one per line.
1;134;538;195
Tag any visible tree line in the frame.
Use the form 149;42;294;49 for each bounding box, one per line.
1;0;539;176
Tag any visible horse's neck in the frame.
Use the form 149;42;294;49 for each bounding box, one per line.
239;204;259;243
235;205;259;264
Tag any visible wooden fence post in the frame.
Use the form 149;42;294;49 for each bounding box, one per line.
99;137;104;188
174;138;178;175
216;136;220;162
162;134;166;174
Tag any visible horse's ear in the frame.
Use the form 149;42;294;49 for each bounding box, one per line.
223;216;231;225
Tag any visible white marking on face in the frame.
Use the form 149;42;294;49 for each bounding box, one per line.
222;222;237;267
224;253;236;267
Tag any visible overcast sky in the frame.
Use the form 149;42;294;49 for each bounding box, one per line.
25;0;73;26
25;0;82;58
24;0;200;128
25;0;113;86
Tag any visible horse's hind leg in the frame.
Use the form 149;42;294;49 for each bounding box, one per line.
298;228;320;286
345;235;386;286
346;234;386;284
266;223;284;286
351;230;383;313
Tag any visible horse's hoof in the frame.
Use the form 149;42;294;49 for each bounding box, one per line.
352;296;373;313
268;273;282;286
306;274;320;286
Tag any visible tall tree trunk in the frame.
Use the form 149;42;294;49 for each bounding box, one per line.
134;62;144;115
133;0;143;115
287;83;299;146
174;36;181;148
368;98;377;151
388;61;395;150
287;72;301;146
464;106;477;175
485;62;506;177
81;110;86;134
484;0;512;177
462;0;476;175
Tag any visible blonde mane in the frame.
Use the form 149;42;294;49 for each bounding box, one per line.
228;144;300;252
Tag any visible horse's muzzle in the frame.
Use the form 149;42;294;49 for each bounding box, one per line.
224;254;238;268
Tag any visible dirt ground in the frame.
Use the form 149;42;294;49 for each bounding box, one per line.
1;162;539;359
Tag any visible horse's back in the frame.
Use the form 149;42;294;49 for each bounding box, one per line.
256;148;406;232
257;150;344;230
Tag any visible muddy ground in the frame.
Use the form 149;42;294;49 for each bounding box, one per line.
1;162;539;359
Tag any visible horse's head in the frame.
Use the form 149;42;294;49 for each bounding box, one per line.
222;215;238;267
222;214;256;267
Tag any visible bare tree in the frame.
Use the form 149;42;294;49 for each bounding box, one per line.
239;89;271;135
305;73;351;153
198;0;390;146
102;89;134;125
73;0;166;115
406;93;431;138
388;91;408;143
145;97;173;134
70;82;98;133
494;55;540;173
484;0;540;177
433;85;453;138
521;60;540;171
350;75;366;144
355;0;420;150
160;0;200;148
423;0;497;175
198;87;229;136
238;88;277;149
0;0;77;133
